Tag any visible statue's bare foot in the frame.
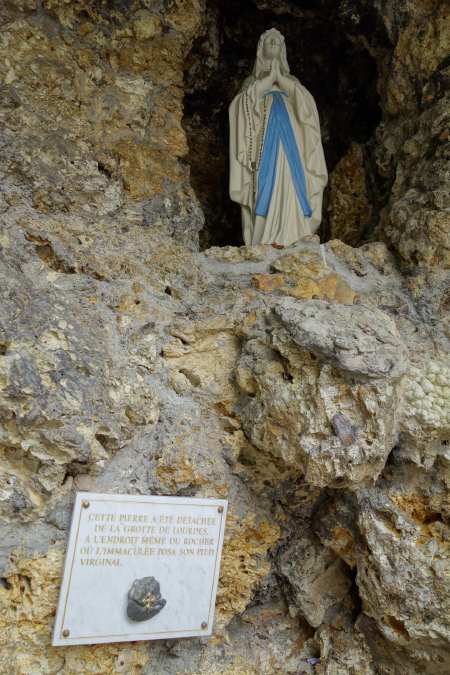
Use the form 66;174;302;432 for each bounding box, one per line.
271;242;285;249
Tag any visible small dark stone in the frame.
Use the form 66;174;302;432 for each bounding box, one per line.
126;576;167;622
331;412;358;446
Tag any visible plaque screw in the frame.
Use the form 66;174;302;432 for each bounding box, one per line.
82;500;90;509
217;506;223;513
201;621;208;629
62;629;70;638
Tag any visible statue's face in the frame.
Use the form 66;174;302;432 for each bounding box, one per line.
263;33;282;61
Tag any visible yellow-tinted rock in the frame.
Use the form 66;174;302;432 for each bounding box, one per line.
327;527;357;568
156;455;208;490
216;513;281;628
163;330;241;402
0;548;148;674
327;143;372;246
132;10;162;41
0;0;202;216
235;365;258;395
271;250;356;303
205;245;273;263
385;3;450;116
251;273;285;293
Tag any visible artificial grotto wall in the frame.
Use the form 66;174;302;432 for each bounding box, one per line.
0;1;449;674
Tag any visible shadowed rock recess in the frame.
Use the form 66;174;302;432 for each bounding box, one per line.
0;1;448;674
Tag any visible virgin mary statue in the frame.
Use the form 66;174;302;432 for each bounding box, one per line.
229;28;328;247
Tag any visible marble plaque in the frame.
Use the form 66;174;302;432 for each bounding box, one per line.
52;492;228;646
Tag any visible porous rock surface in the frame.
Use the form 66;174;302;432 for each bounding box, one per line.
0;1;449;674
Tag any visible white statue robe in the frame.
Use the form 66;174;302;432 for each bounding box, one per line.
229;76;328;246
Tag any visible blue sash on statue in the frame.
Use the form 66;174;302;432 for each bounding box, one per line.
255;90;312;218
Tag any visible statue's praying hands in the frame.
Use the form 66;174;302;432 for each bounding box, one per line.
256;59;279;95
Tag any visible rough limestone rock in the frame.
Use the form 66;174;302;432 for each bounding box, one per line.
273;298;408;379
0;1;449;674
377;1;450;269
236;332;404;489
327;143;373;246
278;530;352;628
355;460;450;674
315;625;376;675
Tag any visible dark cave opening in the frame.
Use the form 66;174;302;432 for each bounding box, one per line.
183;0;383;249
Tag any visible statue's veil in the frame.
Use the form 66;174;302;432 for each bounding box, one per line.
252;28;290;78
